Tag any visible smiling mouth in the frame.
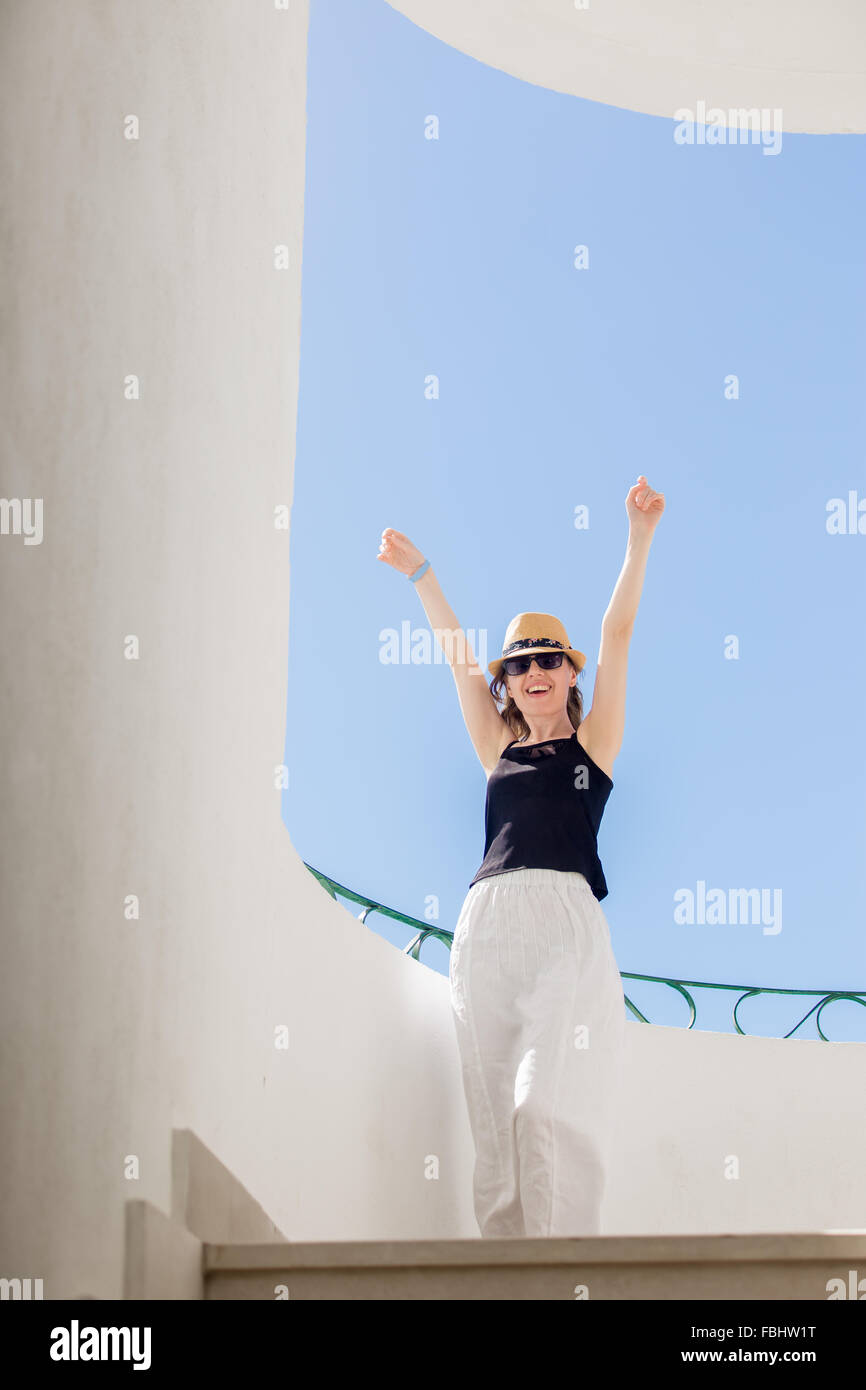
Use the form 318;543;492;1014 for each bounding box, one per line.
527;686;550;696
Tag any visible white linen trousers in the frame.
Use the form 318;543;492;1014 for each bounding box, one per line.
449;866;626;1238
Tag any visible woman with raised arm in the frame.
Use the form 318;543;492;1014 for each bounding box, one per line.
377;474;665;1239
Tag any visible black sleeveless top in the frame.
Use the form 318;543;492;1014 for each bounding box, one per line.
469;729;613;901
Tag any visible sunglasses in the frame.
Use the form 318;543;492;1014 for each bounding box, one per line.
502;651;565;677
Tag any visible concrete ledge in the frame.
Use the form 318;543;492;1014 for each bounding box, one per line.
123;1131;289;1298
204;1232;866;1300
171;1129;287;1244
123;1201;204;1300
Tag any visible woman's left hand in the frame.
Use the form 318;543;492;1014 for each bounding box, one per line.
626;474;665;534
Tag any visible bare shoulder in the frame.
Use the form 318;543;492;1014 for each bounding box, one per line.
576;718;614;782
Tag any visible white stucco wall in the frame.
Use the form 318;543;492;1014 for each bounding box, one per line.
0;0;477;1300
1;1;864;1302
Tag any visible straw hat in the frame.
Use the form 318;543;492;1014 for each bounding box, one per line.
487;612;586;678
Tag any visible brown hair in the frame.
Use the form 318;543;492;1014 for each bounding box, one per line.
489;656;585;742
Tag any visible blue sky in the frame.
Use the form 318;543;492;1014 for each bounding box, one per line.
284;0;866;1041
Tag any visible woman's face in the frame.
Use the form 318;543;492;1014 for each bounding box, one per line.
504;655;576;718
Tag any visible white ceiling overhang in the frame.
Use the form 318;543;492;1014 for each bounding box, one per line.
385;0;866;133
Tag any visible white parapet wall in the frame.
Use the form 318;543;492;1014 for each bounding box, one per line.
1;1;864;1302
609;1024;866;1237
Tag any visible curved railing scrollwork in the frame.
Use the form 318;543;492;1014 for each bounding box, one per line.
304;864;865;1042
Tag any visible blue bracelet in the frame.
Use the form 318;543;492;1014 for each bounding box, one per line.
409;558;431;583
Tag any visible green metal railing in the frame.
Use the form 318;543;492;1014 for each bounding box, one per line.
303;864;866;1043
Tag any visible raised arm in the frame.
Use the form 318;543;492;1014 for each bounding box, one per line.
377;529;509;774
580;476;665;773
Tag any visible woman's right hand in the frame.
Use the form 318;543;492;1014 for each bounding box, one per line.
377;528;426;577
